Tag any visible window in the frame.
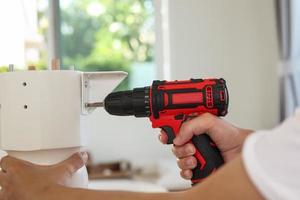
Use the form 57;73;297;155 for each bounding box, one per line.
0;0;156;90
0;0;45;71
60;0;155;89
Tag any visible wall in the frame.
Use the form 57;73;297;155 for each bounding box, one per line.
88;0;280;164
159;0;280;129
86;110;172;164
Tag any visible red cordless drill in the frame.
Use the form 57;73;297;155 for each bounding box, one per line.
102;78;229;184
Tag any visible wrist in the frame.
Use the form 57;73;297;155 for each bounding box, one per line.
222;128;254;162
240;129;254;142
236;128;254;153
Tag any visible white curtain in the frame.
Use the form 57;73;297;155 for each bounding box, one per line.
276;0;300;120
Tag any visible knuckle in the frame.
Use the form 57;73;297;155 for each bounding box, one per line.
180;170;191;180
74;153;84;163
202;112;214;122
173;146;186;158
180;147;189;156
177;158;188;169
176;159;183;169
72;152;82;160
73;153;85;166
175;144;196;158
186;143;195;154
63;164;75;177
202;112;213;118
191;157;197;167
69;153;85;171
77;154;85;167
181;122;192;134
180;171;186;179
183;157;197;169
201;113;217;128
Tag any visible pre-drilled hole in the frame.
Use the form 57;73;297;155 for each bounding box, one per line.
23;82;27;86
24;105;28;109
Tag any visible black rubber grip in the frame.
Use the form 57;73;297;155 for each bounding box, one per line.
191;134;224;183
162;126;224;184
162;126;176;144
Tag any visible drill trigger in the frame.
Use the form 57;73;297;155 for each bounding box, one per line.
161;126;176;144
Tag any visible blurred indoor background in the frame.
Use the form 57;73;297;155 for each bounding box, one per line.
0;0;299;191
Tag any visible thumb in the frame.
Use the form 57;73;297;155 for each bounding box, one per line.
54;152;88;177
173;113;217;146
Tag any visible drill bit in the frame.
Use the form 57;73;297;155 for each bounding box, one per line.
85;102;104;108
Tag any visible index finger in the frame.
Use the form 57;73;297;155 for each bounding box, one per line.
159;130;168;144
173;113;217;146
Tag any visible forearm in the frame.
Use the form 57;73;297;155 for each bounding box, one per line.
44;155;262;200
238;128;255;149
187;155;263;200
44;185;184;200
240;128;254;139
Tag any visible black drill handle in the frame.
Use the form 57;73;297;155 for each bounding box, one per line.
190;134;224;184
162;126;224;184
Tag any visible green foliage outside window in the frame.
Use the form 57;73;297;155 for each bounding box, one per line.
0;0;154;91
0;66;8;73
60;0;154;89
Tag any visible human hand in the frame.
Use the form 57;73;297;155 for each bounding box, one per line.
159;113;253;179
0;152;87;200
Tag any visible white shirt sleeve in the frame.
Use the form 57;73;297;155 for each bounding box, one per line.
242;109;300;200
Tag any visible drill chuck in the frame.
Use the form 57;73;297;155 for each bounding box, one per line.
104;87;151;117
